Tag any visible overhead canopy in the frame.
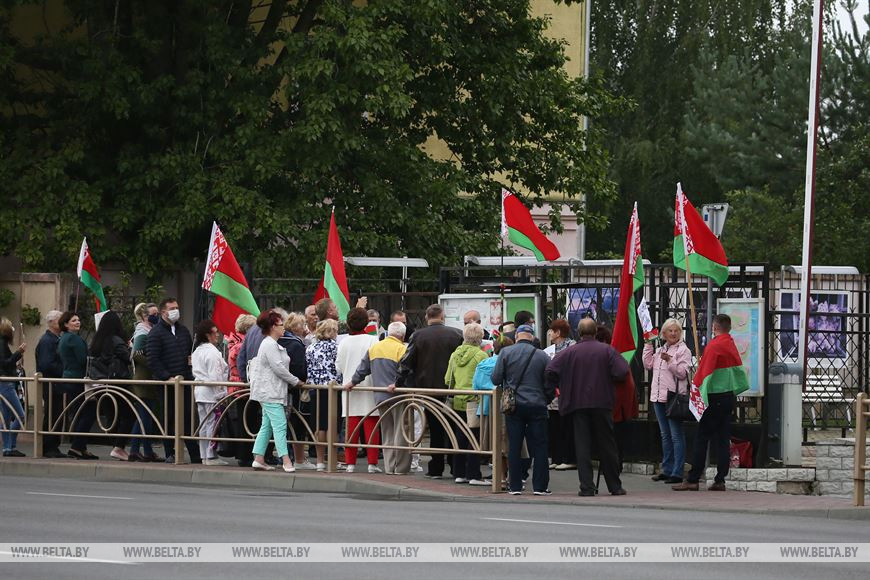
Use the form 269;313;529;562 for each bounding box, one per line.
784;265;859;275
344;257;429;268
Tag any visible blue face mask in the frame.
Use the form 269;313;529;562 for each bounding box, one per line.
147;314;160;326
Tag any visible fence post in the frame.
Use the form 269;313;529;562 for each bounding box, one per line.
855;392;867;507
490;387;502;494
174;376;183;465
327;382;337;473
33;373;43;459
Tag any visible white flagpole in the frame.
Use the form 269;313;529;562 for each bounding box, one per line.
798;0;824;385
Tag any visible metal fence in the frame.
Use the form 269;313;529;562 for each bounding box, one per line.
0;374;503;493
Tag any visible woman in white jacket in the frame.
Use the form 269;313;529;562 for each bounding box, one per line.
249;310;302;473
192;319;229;466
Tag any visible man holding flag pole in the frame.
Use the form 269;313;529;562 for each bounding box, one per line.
670;184;750;492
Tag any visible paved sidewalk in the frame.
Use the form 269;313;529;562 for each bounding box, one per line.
1;441;866;520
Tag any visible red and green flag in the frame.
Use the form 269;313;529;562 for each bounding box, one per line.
690;332;750;420
313;209;351;321
673;183;729;286
612;203;644;362
501;189;561;262
202;222;260;336
77;238;108;312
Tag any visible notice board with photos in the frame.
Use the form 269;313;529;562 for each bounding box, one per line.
439;293;541;338
716;298;765;397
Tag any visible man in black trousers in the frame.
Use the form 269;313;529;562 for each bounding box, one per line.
545;317;630;496
35;310;66;458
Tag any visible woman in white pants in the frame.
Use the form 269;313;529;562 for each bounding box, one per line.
192;319;229;466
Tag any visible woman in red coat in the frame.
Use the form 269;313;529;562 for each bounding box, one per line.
596;325;638;469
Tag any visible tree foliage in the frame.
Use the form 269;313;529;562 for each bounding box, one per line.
0;0;617;279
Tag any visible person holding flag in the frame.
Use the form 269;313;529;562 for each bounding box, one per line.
643;319;691;484
673;314;749;492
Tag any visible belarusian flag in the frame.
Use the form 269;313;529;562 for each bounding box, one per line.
202;222;260;335
673;183;729;286
690;332;750;420
313;209;351;321
501;189;561;262
612;203;644;362
77;238;108;312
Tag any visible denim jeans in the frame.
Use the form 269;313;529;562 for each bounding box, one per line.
0;382;25;450
506;405;549;493
653;401;686;478
129;400;156;455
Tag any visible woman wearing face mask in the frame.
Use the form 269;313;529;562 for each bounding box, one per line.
643;318;691;484
128;303;163;462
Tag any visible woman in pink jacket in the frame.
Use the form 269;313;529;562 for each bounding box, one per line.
643;318;691;484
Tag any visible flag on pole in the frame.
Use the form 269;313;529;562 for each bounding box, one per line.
202;222;260;336
313;209;351;321
501;189;561;262
612;203;644;362
77;238;108;312
690;332;750;420
673;183;729;286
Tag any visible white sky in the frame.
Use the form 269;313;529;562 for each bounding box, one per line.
835;0;869;38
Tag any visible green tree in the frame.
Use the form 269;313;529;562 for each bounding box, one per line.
0;0;617;279
588;0;793;260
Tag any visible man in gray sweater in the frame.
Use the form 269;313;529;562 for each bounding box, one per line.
491;324;554;495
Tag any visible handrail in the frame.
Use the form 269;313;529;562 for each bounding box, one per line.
855;392;868;506
0;373;503;493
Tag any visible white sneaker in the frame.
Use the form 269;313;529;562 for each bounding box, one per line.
282;463;296;473
468;479;491;486
368;465;383;474
110;448;129;461
455;477;469;484
316;463;326;472
204;458;228;466
414;465;424;473
295;461;317;470
345;465;355;473
252;460;275;471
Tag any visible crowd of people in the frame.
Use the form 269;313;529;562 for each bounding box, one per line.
0;295;748;496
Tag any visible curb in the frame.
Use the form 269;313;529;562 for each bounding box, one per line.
2;459;868;521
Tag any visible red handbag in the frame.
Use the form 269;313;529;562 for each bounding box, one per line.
729;437;753;468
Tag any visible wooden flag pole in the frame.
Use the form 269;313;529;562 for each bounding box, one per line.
684;260;702;360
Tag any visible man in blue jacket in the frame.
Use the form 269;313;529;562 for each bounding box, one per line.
35;310;66;458
147;297;200;464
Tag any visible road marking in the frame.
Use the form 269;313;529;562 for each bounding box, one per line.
26;492;133;501
0;551;136;565
483;517;622;528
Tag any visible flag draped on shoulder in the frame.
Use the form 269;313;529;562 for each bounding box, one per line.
690;332;750;420
77;238;108;312
202;222;260;335
501;189;561;262
673;183;729;286
314;209;351;321
612;203;644;362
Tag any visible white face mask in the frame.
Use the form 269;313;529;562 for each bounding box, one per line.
167;309;180;323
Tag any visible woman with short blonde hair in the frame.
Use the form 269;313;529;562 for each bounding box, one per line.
643;317;691;484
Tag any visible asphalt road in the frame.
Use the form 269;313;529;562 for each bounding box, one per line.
1;475;868;580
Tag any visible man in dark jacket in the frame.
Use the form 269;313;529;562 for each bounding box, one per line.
545;317;630;497
147;297;200;464
394;304;462;478
35;310;66;458
491;324;554;494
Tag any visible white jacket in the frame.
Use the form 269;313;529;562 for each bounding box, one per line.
249;336;300;405
192;343;229;403
336;333;380;418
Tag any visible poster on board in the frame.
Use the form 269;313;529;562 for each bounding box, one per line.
717;298;764;397
778;291;849;362
439;293;541;338
566;287;619;338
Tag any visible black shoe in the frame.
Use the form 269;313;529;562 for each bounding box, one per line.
578;490;595;497
44;449;66;459
610;488;627;496
651;473;668;481
164;454;176;464
4;449;26;457
533;489;552;496
664;476;683;484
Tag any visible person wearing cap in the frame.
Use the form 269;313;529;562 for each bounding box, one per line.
491;323;554;495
